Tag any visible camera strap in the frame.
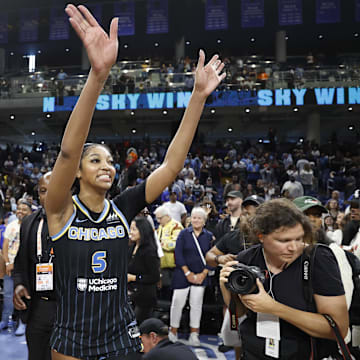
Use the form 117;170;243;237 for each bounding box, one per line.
302;245;319;360
302;246;315;308
302;245;353;360
229;293;239;331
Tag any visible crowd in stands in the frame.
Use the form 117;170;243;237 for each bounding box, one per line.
1;136;360;235
1;135;360;356
1;52;360;99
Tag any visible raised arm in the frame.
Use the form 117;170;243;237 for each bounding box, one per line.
45;5;118;230
145;51;226;203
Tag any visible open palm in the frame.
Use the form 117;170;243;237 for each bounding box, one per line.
65;4;119;77
194;50;226;97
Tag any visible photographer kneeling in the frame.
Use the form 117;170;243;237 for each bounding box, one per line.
220;198;349;360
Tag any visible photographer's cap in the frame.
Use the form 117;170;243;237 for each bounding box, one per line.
293;196;327;214
226;190;243;199
243;195;265;207
139;318;168;336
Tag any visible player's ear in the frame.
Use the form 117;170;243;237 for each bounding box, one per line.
150;332;158;343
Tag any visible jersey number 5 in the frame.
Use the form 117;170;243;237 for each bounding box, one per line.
92;251;107;273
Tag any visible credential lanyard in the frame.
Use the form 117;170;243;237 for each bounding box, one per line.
36;218;44;263
36;218;53;264
37;217;54;263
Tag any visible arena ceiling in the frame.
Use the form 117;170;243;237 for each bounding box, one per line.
1;0;359;145
2;0;360;67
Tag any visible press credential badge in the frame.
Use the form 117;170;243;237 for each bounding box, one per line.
36;263;54;291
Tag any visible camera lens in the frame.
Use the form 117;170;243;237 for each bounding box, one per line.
236;274;249;287
226;264;264;295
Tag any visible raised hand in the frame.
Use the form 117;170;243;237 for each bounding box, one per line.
194;49;226;98
65;4;119;79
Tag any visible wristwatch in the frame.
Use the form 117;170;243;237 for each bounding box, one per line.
5;262;11;266
215;255;221;264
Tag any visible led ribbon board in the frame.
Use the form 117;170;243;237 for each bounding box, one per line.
43;87;360;113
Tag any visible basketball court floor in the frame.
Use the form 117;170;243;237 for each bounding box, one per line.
0;330;236;360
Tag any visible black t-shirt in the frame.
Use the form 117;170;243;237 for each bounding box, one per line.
216;229;246;255
236;244;344;359
213;216;240;243
143;339;198;360
192;184;203;199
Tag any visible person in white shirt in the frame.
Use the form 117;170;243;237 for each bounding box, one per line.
180;163;195;181
0;200;32;331
299;163;314;196
282;153;293;170
296;157;309;172
281;176;304;199
184;172;195;190
164;192;187;226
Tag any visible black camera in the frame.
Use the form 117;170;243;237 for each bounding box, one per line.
226;263;265;295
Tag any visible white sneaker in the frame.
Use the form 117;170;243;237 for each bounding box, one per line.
189;332;201;347
168;331;178;343
15;321;26;336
